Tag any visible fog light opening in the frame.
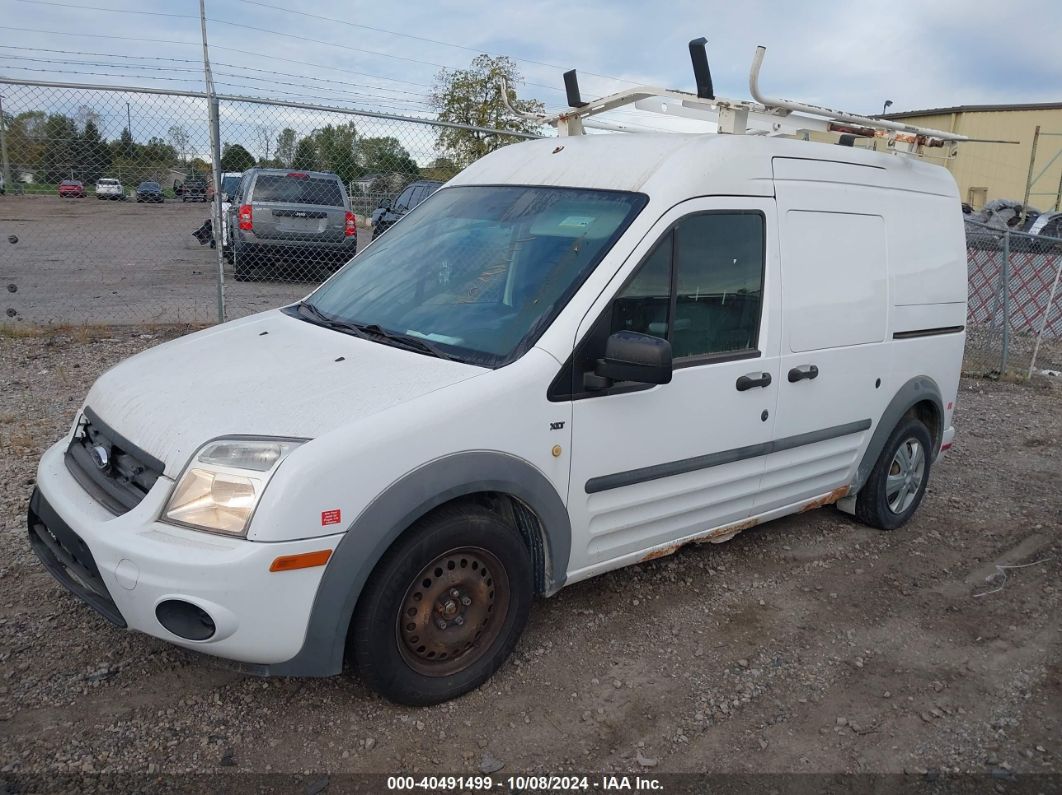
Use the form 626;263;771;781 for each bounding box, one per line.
155;599;216;641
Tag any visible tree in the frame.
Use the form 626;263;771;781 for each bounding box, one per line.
422;156;459;181
430;54;543;168
117;127;134;158
75;119;111;183
311;123;359;184
168;125;190;166
39;114;80;183
220;142;256;172
292;137;317;170
4;111;47;178
75;105;102;134
359;136;419;180
254;124;275;164
275;127;297;167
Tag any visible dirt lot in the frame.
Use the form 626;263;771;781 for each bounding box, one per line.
0;328;1059;784
0;195;372;326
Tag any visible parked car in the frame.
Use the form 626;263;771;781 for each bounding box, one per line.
58;179;86;198
135;181;164;203
27;132;964;707
227;168;357;280
177;176;209;203
0;173;5;195
370;179;443;239
95;178;125;200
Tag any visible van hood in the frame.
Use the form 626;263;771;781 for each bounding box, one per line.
84;310;485;477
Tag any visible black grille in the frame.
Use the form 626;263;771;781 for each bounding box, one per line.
65;407;164;515
27;488;126;628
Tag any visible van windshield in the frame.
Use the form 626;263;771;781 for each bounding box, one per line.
253;173;344;206
300;185;646;367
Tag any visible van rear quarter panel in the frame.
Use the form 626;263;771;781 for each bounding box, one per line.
881;168;966;439
772;154;965;484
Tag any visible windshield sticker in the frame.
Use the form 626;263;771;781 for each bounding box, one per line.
559;215;594;229
407;330;462;345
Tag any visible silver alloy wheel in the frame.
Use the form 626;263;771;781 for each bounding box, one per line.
886;437;926;514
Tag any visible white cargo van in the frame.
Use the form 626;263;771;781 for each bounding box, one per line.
28;48;970;705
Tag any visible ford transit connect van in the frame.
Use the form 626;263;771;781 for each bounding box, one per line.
28;131;965;705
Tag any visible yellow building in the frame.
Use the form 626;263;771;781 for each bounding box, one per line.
882;102;1062;209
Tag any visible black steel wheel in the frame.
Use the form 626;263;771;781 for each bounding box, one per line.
350;504;532;705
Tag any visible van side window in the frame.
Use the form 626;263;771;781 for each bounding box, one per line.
549;211;765;401
672;213;764;359
610;233;673;340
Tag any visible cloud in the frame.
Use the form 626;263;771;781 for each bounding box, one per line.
1;0;1058;147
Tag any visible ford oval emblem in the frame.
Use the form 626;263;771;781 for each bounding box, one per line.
90;444;109;470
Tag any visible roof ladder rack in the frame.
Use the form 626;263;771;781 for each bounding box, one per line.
500;39;1020;151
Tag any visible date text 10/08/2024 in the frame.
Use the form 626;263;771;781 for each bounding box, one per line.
386;775;664;791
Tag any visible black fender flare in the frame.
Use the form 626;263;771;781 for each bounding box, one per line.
259;451;571;677
852;375;944;493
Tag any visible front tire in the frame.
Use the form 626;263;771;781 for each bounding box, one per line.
350;504;533;706
855;416;933;530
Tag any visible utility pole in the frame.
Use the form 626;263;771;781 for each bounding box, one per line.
125;101;132;138
0;92;12;195
200;0;226;323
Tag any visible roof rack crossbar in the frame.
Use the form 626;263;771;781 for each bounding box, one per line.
498;41;1020;148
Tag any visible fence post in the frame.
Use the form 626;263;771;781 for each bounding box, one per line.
0;92;12;194
208;95;225;324
199;0;225;324
1000;231;1010;375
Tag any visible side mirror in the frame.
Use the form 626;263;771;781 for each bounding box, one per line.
585;331;672;390
221;192;230;203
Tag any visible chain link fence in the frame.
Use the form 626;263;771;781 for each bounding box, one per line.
0;79;538;326
4;78;1062;381
964;220;1062;378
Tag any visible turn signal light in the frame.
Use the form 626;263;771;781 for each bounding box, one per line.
269;549;332;572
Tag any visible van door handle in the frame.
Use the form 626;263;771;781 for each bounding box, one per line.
787;364;819;382
736;372;772;391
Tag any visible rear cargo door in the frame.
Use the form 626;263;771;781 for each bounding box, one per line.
250;173;347;242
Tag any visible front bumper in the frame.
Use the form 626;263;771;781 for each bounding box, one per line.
939;425;956;455
29;440;342;666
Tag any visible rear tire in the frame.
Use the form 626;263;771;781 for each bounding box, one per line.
350;504;533;706
855;416;932;531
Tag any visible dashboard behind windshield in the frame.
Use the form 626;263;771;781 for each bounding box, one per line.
306;185;647;367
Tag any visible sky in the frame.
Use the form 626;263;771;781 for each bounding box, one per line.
1;0;1060;163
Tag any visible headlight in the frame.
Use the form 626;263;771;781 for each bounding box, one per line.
163;438;304;536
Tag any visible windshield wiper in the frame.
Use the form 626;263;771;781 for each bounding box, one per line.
294;301;371;339
294;303;451;360
355;323;453;361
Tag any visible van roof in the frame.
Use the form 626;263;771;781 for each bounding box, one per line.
450;133;958;202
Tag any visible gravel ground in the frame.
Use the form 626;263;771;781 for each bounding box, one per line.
0;195;371;326
0;328;1059;782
